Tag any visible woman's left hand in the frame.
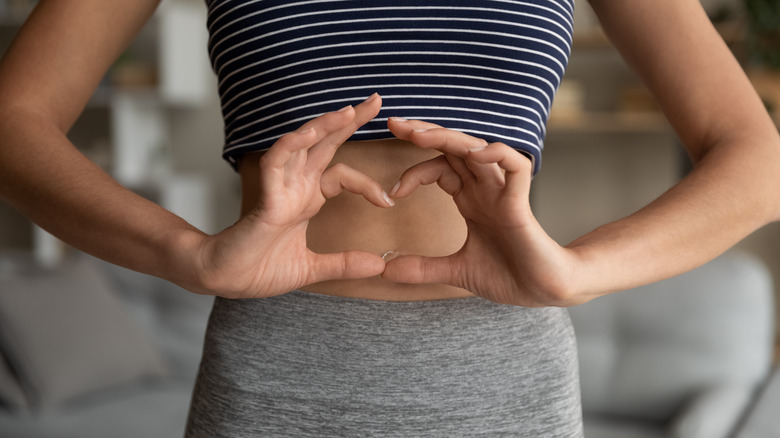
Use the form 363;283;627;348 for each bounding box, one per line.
382;119;588;307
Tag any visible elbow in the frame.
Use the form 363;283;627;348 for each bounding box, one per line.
763;136;780;223
705;129;780;226
770;192;780;223
753;160;780;225
760;168;780;224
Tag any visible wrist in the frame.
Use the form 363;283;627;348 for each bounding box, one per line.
502;220;594;307
157;227;212;295
557;245;603;306
563;235;644;305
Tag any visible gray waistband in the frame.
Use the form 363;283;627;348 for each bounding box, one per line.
186;290;583;437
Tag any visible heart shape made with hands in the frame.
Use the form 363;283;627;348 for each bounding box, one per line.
210;95;564;307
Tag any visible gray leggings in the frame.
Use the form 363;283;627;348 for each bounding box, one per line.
185;290;583;437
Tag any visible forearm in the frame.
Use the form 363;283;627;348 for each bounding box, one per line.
566;132;780;300
562;0;780;302
0;0;203;285
0;106;206;287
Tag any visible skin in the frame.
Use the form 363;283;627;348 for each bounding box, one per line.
0;0;779;305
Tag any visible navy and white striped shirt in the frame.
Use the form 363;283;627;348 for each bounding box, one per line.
206;0;574;174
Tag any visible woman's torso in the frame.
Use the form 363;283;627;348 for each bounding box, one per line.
216;0;575;300
239;140;473;301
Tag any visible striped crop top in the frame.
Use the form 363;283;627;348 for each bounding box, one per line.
206;0;574;174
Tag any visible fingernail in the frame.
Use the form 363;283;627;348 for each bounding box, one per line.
389;117;407;122
382;191;395;207
365;93;379;102
389;181;401;196
338;105;352;113
469;139;488;151
381;250;404;261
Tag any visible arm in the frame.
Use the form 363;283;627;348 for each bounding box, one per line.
568;0;780;297
0;1;389;297
0;0;192;281
381;0;780;305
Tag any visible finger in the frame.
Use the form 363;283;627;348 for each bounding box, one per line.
388;118;500;183
261;103;357;174
294;103;358;144
261;102;363;174
391;155;463;198
387;117;487;156
310;250;386;283
443;152;477;186
261;127;317;166
259;127;318;192
380;254;459;286
462;149;505;185
321;163;395;207
307;93;382;172
467;143;534;197
261;96;380;187
387;117;444;139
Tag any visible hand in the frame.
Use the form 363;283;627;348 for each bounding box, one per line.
382;118;586;307
190;94;392;299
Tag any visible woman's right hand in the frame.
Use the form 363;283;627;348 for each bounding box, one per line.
186;94;391;299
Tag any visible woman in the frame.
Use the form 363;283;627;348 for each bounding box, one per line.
1;0;778;436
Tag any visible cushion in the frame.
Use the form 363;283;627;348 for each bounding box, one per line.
571;251;774;422
89;255;213;380
0;354;27;411
583;415;666;438
0;252;168;410
0;383;195;438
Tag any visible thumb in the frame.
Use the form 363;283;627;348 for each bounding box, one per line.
381;254;459;285
310;251;386;283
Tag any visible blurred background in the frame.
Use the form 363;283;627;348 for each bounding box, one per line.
0;0;779;437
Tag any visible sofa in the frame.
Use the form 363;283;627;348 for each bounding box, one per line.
569;251;776;438
0;250;213;438
0;249;776;437
736;365;780;438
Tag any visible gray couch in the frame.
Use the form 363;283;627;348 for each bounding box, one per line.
0;251;213;438
570;251;776;438
0;250;776;437
737;365;780;438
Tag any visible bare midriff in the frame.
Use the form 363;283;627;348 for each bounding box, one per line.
239;139;474;301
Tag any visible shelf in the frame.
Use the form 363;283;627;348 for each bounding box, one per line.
87;85;158;108
547;111;671;133
572;31;612;50
549;109;778;134
572;21;746;51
